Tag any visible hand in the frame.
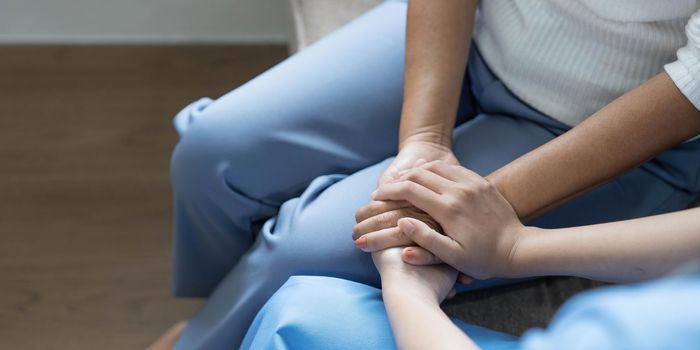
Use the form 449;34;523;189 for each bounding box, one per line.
378;140;459;187
373;160;525;280
372;245;457;304
353;141;458;251
147;321;187;350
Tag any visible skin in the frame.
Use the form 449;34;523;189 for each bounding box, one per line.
147;321;187;350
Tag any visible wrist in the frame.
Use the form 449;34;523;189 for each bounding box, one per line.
381;270;442;305
382;280;441;307
399;130;452;151
503;225;545;278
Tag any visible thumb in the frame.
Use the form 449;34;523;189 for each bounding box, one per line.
397;218;456;264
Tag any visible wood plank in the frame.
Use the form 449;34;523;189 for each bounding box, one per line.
0;45;288;349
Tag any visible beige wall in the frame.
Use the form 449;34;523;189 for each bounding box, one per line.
0;0;291;43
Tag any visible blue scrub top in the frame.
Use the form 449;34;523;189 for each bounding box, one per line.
516;269;700;350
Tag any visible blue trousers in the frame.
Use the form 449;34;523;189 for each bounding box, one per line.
242;272;700;350
170;1;700;348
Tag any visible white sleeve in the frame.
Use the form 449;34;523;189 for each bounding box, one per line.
665;9;700;110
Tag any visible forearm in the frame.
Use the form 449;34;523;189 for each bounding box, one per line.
487;72;700;221
510;207;700;282
399;0;477;149
382;284;478;350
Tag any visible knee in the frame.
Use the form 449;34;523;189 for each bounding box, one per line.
170;99;220;198
242;276;389;349
169;99;262;201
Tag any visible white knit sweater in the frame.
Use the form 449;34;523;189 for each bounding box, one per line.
473;0;700;126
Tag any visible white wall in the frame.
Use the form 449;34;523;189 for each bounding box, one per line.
0;0;291;43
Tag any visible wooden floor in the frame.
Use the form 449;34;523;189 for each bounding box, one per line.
0;45;289;349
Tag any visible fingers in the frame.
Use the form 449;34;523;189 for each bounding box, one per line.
415;160;465;182
401;159;487;188
423;160;487;186
397;217;458;265
372;180;442;216
353;207;409;240
392;166;455;194
402;246;443;265
147;320;188;350
355;200;412;224
354;227;413;252
412;158;428;168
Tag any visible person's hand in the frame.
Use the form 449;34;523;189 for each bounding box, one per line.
378;140;459;187
353;141;458;251
372;244;458;304
372;160;525;280
147;321;187;350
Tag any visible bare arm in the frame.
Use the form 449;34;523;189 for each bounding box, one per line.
510;206;700;282
398;0;477;149
383;286;479;350
488;72;700;221
373;246;479;350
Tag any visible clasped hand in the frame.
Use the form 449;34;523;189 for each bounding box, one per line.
355;160;524;281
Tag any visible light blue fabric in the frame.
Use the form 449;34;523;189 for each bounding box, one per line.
170;1;700;348
241;273;700;350
517;271;700;350
241;275;520;350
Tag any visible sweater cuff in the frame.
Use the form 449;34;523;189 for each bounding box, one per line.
665;55;700;111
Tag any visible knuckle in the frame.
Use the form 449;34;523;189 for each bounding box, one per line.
394;228;410;244
444;195;463;213
424;161;440;172
351;224;364;240
478;180;495;194
456;184;475;198
354;207;364;223
398;181;411;192
405;170;421;182
484;179;496;191
377;212;396;228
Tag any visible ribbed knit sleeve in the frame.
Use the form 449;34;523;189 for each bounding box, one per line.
665;10;700;110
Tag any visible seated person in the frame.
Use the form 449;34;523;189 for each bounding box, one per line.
160;1;700;348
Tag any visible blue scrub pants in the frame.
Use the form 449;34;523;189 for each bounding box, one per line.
242;272;700;350
170;1;700;348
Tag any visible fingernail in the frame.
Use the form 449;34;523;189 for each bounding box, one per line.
354;236;367;249
371;190;378;198
403;248;414;258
